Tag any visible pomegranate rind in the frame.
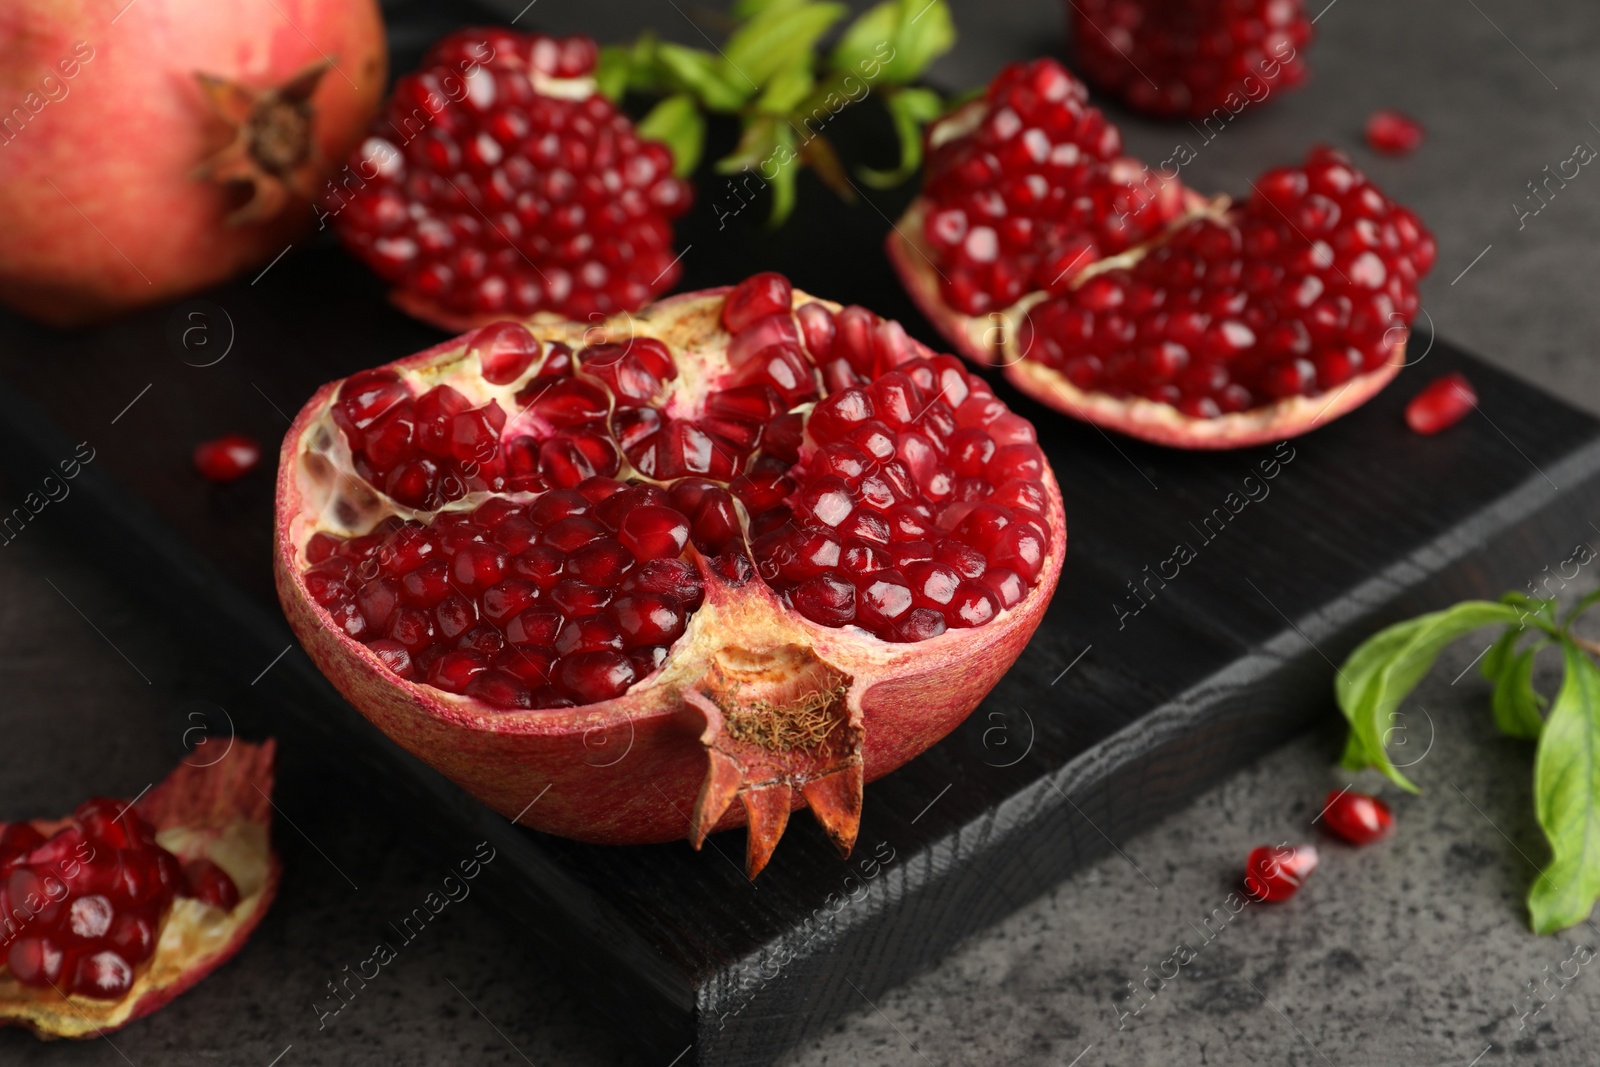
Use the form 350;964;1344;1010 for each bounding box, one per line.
0;741;279;1039
888;195;1409;449
274;289;1065;857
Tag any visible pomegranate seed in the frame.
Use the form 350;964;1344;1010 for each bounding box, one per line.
1405;373;1476;435
328;29;690;323
1320;790;1393;845
193;434;262;483
1243;843;1319;902
1365;109;1424;155
182;859;241;910
722;272;793;333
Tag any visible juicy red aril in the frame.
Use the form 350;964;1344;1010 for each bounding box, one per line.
722;272;793;333
1069;0;1313;119
1320;790;1393;845
1366;109;1424;155
327;29;691;323
919;58;1189;315
193;434;262;483
1405;373;1476;435
0;801;239;1001
1242;843;1319;903
1028;147;1435;415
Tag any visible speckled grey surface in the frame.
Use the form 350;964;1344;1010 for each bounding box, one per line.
5;0;1600;1064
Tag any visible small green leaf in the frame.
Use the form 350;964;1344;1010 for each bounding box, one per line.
636;94;705;177
859;86;943;188
764;126;800;226
655;43;752;110
732;0;808;16
715;116;782;174
757;63;815;114
595;45;632;101
1529;643;1600;933
1336;601;1525;790
1484;628;1548;739
725;3;845;87
831;0;955;85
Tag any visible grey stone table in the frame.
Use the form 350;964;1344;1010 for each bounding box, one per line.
5;0;1600;1064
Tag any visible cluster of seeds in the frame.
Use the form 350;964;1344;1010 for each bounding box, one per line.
1023;147;1436;416
327;29;690;322
1;803;237;1000
307;274;1056;709
919;59;1189;316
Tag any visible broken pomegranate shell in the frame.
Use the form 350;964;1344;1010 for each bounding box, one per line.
274;278;1065;876
0;741;278;1038
890;61;1436;450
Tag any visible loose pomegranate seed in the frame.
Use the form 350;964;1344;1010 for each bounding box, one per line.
1242;843;1319;902
1405;373;1476;435
1320;790;1393;845
1026;146;1435;415
1069;0;1313;119
326;29;691;323
919;59;1190;315
307;276;1058;710
0;799;239;1001
1365;109;1424;155
193;434;262;483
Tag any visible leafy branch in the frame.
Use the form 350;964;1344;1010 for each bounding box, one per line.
1336;589;1600;933
596;0;955;225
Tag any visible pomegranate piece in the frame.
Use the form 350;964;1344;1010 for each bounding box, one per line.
916;58;1192;317
1366;109;1424;155
1320;790;1393;845
1242;843;1319;902
325;28;691;332
0;742;277;1038
276;278;1067;876
1069;0;1312;119
192;434;262;483
1405;373;1477;435
892;90;1437;449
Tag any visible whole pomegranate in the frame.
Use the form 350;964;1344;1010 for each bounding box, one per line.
0;742;277;1038
890;60;1435;449
1069;0;1313;118
276;275;1066;876
0;0;386;325
324;28;691;333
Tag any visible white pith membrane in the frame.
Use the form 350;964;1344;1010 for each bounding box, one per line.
0;742;277;1038
277;286;1066;874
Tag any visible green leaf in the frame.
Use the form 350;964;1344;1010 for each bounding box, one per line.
655;43;752;110
725;3;845;87
1336;601;1525;790
732;0;808;16
595;45;632;101
859;86;942;188
715;116;782;174
1529;643;1600;933
764;125;800;226
1486;630;1548;739
757;63;815;114
831;0;955;85
636;94;705;177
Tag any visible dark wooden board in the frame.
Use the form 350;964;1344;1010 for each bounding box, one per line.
4;5;1600;1064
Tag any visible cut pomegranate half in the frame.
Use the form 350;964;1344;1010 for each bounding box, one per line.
274;276;1065;876
890;63;1436;450
325;28;692;333
0;741;277;1038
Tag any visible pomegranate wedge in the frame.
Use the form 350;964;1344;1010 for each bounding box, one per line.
275;277;1065;876
0;741;278;1038
890;60;1435;449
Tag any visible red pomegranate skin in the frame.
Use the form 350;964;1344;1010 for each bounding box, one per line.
274;289;1066;849
0;0;386;325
